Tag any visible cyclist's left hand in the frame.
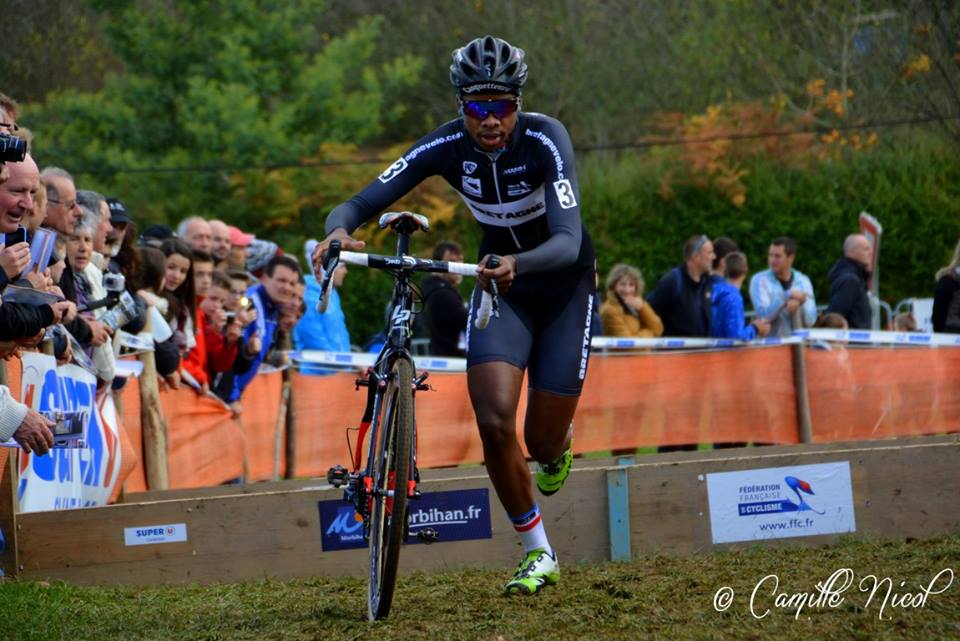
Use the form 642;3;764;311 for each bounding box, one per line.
477;254;517;294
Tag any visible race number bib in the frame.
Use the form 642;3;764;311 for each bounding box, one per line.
379;157;409;184
553;179;577;209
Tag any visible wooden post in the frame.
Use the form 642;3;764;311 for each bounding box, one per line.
791;342;813;443
138;317;169;490
274;380;290;481
0;450;19;578
281;332;296;480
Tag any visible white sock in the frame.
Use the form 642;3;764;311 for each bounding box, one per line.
509;503;552;554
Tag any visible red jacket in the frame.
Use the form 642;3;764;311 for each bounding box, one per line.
204;317;239;377
181;307;209;387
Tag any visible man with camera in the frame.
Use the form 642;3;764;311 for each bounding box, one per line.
0;148;73;456
232;255;299;401
0;153;74;333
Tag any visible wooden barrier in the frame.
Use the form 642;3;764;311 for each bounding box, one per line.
13;435;960;585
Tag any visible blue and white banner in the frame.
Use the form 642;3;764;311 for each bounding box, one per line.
706;462;856;544
318;488;492;551
16;352;124;512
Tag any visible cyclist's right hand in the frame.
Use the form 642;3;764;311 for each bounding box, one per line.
477;254;517;294
311;228;365;277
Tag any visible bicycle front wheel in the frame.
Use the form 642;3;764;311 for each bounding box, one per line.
367;357;414;621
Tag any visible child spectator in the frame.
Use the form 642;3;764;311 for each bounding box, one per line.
159;238;207;392
135;245;181;388
201;271;244;380
893;313;919;332
711;252;770;340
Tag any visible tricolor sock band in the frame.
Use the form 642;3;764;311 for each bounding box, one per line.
509;503;551;554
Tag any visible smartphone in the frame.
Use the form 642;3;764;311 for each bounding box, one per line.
4;226;26;247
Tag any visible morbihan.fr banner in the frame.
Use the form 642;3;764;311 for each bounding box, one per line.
318;488;492;551
13;352;125;512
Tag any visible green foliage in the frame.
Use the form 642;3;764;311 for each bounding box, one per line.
580;139;960;309
22;1;424;237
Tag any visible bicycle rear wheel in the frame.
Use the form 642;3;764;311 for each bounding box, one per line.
367;357;414;621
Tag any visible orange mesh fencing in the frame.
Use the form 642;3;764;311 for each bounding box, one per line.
237;370;285;482
807;346;960;441
159;387;245;488
118;376;147;494
7;343;960;496
290;345;802;475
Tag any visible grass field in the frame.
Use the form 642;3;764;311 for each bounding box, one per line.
2;534;958;641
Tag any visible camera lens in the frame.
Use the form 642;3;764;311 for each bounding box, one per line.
0;133;27;163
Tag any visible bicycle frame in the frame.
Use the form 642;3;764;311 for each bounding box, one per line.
354;230;422;518
320;212;495;620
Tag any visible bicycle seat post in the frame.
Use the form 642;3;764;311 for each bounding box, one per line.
396;228;412;257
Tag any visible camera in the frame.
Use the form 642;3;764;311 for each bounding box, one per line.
224;311;237;322
102;272;126;293
0;133;27;163
43;409;88;447
100;290;139;331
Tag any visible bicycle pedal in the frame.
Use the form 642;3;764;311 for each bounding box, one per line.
415;528;439;544
326;465;349;488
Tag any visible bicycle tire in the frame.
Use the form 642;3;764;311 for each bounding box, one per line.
367;357;414;621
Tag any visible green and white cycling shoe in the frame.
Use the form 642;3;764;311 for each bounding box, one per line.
504;548;559;595
536;445;573;496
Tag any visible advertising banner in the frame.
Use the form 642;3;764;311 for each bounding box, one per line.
16;352;124;512
706;462;856;544
318;488;492;552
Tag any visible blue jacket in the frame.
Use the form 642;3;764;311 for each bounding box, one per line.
710;280;757;340
294;276;351;374
232;283;279;399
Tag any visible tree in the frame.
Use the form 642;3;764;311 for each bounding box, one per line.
23;1;424;236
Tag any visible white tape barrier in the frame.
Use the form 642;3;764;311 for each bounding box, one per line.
292;330;960;373
293;350;467;373
591;336;803;350
793;328;960;347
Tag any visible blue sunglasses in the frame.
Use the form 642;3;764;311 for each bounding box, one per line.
462;98;520;121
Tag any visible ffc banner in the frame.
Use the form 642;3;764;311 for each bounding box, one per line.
705;461;856;544
17;352;124;512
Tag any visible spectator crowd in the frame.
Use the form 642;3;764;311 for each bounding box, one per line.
2;86;958;457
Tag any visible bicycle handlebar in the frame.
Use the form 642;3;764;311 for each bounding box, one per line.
316;240;500;329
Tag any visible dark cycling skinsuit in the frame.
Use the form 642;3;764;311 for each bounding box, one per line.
325;111;596;395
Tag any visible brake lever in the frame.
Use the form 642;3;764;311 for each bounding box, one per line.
316;240;342;313
486;255;501;318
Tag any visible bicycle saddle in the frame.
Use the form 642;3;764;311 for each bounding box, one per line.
378;211;430;233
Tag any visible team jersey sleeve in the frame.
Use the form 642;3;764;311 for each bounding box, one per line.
324;126;459;235
512;119;582;274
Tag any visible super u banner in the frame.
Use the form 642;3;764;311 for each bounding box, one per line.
17;352;124;512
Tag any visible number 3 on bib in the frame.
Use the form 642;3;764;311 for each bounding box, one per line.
553;179;578;209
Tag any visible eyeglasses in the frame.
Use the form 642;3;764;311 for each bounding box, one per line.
462;98;519;121
49;199;79;210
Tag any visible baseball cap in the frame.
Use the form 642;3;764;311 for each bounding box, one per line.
106;197;133;225
229;225;254;247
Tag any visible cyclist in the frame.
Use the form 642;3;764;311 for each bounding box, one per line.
314;35;596;595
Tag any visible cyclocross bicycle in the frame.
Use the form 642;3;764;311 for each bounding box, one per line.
319;211;499;621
